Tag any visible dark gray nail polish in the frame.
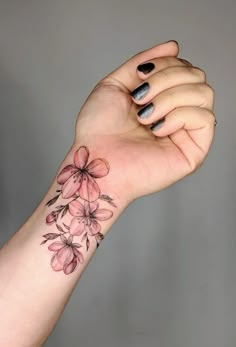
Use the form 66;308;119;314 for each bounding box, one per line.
138;103;154;119
137;62;155;74
150;118;165;131
131;82;150;100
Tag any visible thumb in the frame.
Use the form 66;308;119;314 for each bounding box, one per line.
102;40;179;92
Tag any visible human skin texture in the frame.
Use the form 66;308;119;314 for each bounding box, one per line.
43;145;115;275
0;41;215;346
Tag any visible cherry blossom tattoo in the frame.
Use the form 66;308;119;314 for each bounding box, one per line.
41;146;116;275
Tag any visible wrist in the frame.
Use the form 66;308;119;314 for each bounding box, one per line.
15;142;130;273
0;142;131;345
70;139;134;207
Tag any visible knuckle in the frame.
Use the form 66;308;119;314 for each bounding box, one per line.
197;83;215;106
191;67;206;81
159;67;170;79
206;110;216;126
93;78;113;90
189;153;205;172
178;58;192;66
195;82;206;95
156;56;175;68
205;83;215;100
195;83;211;101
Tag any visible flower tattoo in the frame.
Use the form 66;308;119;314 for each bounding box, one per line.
57;146;109;201
69;200;113;236
49;234;84;275
41;146;116;275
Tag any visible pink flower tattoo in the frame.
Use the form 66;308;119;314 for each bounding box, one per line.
48;234;84;275
46;211;59;225
42;146;116;275
68;200;113;236
57;146;109;202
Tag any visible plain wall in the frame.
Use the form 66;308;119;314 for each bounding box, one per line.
0;1;236;346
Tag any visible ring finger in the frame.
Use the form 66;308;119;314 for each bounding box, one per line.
136;83;214;125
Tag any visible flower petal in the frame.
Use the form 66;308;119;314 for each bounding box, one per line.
84;223;91;234
69;200;85;217
86;159;109;178
51;254;63;271
84;201;90;216
61;172;82;199
73;247;80;257
60;234;67;243
89;201;99;214
78;252;84;264
74;146;89;169
48;241;64;251
94;208;113;221
57;245;74;265
64;257;78;275
83;201;98;215
73;248;84;264
67;234;73;244
79;173;100;202
72;243;82;248
88;219;101;235
57;165;78;184
70;217;85;236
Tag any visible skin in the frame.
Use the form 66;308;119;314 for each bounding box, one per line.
0;41;215;346
75;40;215;202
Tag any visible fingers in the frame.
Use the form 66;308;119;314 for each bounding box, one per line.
136;56;192;78
137;83;214;124
150;106;215;136
100;41;179;92
151;107;215;155
130;54;216;160
131;65;206;105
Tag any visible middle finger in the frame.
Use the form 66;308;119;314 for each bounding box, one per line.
130;65;206;105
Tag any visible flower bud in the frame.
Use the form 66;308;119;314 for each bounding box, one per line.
46;211;58;225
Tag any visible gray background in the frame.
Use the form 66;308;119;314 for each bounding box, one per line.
0;1;235;346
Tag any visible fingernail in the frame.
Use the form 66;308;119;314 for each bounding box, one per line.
138;102;154;119
150;118;165;131
165;40;179;45
131;82;150;100
137;62;155;74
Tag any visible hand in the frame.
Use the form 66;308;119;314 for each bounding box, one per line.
74;41;215;203
0;42;216;345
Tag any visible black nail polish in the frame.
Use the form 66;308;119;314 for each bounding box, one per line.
165;40;179;46
150;118;165;131
138;103;154;119
137;62;155;74
131;82;150;100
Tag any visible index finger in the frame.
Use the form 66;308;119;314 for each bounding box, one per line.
101;41;179;92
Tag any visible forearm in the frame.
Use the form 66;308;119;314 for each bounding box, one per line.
0;40;215;346
0;142;127;346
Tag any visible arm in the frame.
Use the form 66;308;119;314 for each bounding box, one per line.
0;40;215;346
0;144;128;346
